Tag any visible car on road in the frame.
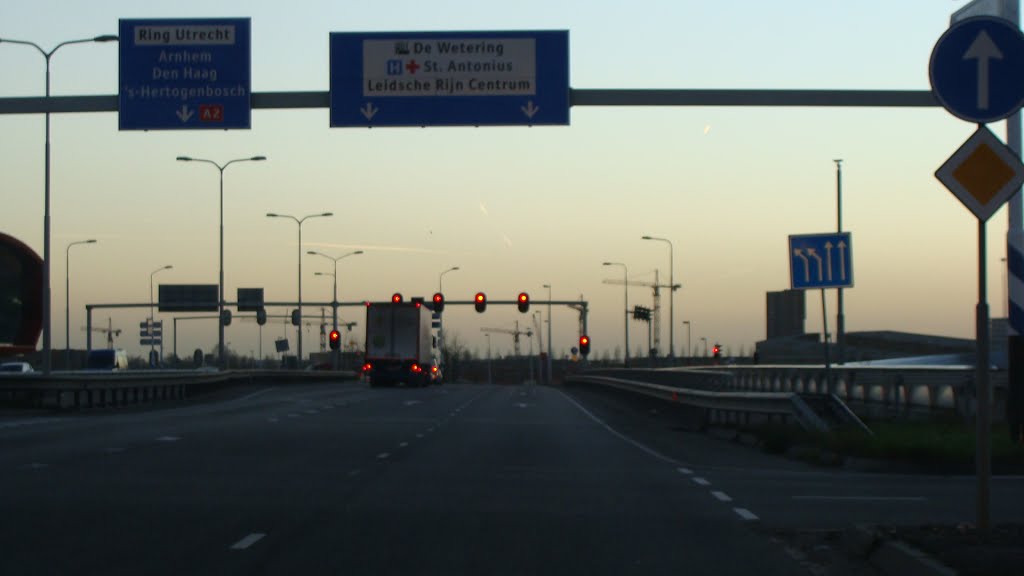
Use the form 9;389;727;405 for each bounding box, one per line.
0;361;34;373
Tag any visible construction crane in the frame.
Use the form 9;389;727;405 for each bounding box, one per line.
481;321;532;357
602;269;680;356
82;317;121;348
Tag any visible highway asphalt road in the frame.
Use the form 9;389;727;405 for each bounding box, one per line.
1;380;1020;575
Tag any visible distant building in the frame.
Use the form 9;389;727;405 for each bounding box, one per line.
766;289;805;339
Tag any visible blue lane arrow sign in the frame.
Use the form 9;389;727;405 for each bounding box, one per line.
929;16;1024;123
789;233;853;290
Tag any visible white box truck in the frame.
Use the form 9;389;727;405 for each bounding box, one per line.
362;300;437;387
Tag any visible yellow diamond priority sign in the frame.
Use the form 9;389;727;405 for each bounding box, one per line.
936;125;1024;221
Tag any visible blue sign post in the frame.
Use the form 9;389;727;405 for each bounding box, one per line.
329;30;569;127
119;18;252;130
789;233;853;290
929;16;1024;123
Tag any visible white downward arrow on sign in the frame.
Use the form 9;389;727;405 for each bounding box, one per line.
361;102;378;120
176;105;194;122
521;101;540;119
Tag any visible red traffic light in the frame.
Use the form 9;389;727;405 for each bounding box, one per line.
517;292;529;313
392;293;403;303
329;329;341;350
432;292;445;313
579;335;591;357
474;292;487;313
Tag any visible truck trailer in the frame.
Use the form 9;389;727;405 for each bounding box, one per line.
362;300;437;387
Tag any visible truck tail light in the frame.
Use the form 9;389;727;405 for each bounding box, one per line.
410;363;423;374
362;362;373;372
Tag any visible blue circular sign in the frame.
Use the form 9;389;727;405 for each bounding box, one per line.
929;16;1024;124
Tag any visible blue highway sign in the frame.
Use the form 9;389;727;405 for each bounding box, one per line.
119;18;251;130
789;233;853;290
929;16;1024;123
330;30;569;127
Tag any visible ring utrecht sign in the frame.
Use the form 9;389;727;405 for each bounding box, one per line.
119;18;252;130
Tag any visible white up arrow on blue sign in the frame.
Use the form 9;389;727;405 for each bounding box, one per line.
929;16;1024;124
789;233;853;291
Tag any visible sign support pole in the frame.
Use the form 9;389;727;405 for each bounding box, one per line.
821;289;831;393
977;217;992;532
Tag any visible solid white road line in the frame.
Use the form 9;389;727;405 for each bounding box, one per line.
556;389;681;466
230;533;266;550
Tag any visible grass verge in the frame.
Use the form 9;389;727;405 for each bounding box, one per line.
746;418;1024;473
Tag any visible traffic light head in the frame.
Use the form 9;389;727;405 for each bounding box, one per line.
392;293;403;303
329;329;341;350
517;292;529;313
432;292;445;313
474;292;486;313
579;335;591;357
713;344;721;358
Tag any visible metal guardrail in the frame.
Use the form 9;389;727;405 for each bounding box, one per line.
709;365;1007;420
568;364;1007;424
0;370;358;410
566;369;831;432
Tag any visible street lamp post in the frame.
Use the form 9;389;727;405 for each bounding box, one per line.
683;320;691;361
177;155;266;368
65;239;96;369
642;235;678;362
149;265;173;366
438;266;460;293
834;159;846;364
603;262;630;367
543;284;552;385
268;212;333;367
310;249;363;368
485;333;492;385
1;34;119;375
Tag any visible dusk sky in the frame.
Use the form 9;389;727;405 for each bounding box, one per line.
0;1;1013;360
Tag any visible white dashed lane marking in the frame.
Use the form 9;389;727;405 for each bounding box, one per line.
711;491;733;502
677;468;693;475
377;453;390;460
734;508;759;521
230;533;266;550
692;477;711;486
155;436;181;443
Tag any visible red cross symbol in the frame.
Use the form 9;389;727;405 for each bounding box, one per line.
405;59;421;74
